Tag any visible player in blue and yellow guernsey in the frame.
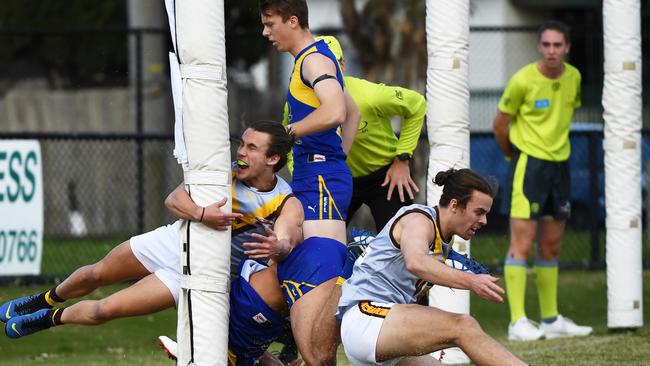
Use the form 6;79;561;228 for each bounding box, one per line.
492;20;592;341
2;121;303;366
337;168;529;366
260;1;361;365
283;35;426;232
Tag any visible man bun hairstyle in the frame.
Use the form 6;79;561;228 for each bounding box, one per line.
249;120;294;172
434;168;497;208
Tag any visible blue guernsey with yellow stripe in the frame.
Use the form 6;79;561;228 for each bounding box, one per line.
230;170;293;278
228;260;287;366
337;204;452;317
287;39;348;178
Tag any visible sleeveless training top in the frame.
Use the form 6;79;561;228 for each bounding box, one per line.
286;39;348;178
337;204;452;315
230;171;293;277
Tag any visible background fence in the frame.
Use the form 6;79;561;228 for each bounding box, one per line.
3;129;648;280
1;26;648;281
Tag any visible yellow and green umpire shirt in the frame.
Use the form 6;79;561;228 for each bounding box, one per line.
282;76;425;178
345;77;425;177
498;62;581;162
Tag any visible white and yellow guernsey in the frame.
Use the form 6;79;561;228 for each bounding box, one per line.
229;170;293;278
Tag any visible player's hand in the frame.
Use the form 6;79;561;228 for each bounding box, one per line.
243;226;291;260
469;274;504;303
201;197;243;231
382;159;420;202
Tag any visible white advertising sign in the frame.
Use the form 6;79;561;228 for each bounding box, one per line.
0;140;43;275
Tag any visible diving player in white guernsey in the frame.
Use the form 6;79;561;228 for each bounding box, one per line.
2;121;303;365
338;168;530;366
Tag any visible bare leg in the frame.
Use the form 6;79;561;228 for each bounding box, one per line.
311;282;342;364
60;273;174;325
290;277;340;366
396;355;444;366
296;219;346;365
537;217;565;260
56;240;150;300
376;304;527;366
303;220;346;244
508;219;537;260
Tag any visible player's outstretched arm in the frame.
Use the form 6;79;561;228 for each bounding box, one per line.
397;212;504;303
164;182;242;230
243;196;303;262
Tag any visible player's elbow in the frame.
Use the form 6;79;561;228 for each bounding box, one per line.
164;194;177;212
404;255;424;277
330;107;347;126
324;98;347;124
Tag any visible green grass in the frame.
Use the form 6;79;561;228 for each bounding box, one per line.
0;284;177;365
41;229;648;278
40;237;124;276
471;229;650;268
1;271;648;365
470;230;601;268
469;270;650;366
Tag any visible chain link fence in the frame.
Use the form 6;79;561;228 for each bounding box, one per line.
1;26;649;281
0;134;183;279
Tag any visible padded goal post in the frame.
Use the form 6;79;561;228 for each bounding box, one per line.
425;1;472;363
165;1;232;364
603;0;644;329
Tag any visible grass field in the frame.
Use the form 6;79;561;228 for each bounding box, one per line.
1;270;648;365
38;230;650;278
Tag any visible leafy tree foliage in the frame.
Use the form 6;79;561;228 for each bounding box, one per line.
338;0;427;89
0;0;128;88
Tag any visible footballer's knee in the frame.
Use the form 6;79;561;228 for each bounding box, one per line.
507;244;533;260
451;314;483;342
87;262;113;286
71;263;105;287
90;299;118;324
537;242;561;260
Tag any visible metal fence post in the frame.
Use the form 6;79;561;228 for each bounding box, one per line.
589;131;600;267
135;30;145;234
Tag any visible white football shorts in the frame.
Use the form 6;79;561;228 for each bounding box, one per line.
130;220;181;304
340;301;400;366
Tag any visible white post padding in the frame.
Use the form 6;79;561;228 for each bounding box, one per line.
165;0;232;364
425;1;471;363
603;0;644;329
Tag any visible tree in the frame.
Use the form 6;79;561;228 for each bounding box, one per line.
338;0;427;89
0;0;128;88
